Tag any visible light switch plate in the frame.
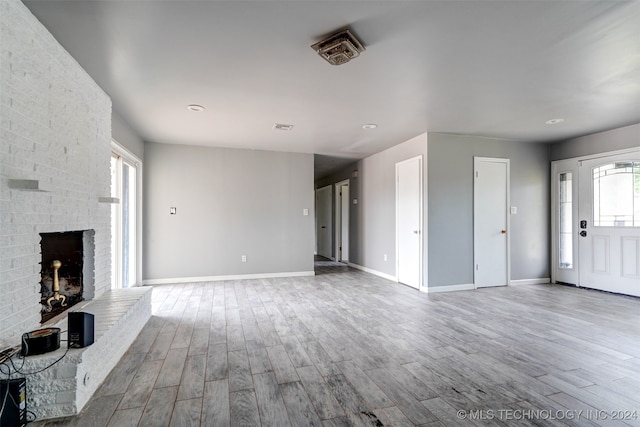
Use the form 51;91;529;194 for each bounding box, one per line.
510;206;517;215
170;207;177;215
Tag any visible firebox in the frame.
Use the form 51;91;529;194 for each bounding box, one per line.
40;231;93;323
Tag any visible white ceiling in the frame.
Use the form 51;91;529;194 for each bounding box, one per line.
24;0;640;177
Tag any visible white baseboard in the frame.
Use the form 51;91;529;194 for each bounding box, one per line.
348;263;397;282
510;278;550;286
143;270;315;285
426;283;475;293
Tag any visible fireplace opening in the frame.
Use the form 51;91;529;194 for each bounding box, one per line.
40;230;95;323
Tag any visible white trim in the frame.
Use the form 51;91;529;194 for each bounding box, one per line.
425;283;475;293
510;278;551;286
395;155;424;290
349;263;397;282
142;271;315;285
473;157;510;289
111;140;142;166
570;146;640;163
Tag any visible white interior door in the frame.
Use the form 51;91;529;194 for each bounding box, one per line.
397;156;422;289
474;157;509;288
315;185;333;259
551;159;579;285
578;153;640;296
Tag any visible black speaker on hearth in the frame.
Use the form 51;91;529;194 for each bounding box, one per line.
68;311;94;348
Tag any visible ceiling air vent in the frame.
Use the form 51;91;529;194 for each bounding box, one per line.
311;29;365;66
273;123;294;131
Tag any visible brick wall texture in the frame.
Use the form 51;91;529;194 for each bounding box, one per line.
1;0;113;346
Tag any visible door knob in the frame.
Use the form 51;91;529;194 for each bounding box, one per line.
501;230;507;234
413;230;420;234
580;230;587;237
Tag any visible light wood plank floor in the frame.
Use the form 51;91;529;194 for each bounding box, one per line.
33;263;640;426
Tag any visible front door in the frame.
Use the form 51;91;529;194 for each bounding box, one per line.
474;157;509;288
578;153;640;296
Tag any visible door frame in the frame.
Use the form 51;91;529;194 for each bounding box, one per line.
396;155;424;290
111;140;143;288
550;146;640;288
550;158;579;285
334;179;349;263
315;184;333;259
473;157;510;288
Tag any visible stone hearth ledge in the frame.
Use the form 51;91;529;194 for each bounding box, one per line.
0;287;152;421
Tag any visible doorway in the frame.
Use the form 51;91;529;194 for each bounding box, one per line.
396;156;423;289
552;149;640;296
474;157;510;288
315;185;333;259
335;180;350;263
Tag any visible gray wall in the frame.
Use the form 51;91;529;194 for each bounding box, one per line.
428;133;550;287
112;111;145;160
550;123;640;161
143;143;314;280
356;133;429;279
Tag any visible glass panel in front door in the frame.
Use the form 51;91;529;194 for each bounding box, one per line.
592;162;640;227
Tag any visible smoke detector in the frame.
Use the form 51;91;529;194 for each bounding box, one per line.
311;29;365;66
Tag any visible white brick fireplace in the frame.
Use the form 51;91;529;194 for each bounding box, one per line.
1;0;112;346
0;0;151;420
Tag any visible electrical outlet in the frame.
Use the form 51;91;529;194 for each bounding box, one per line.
241;255;247;262
384;254;388;261
170;207;177;215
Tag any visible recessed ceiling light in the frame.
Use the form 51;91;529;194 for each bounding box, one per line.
187;104;205;112
545;118;565;125
362;123;377;129
273;123;294;131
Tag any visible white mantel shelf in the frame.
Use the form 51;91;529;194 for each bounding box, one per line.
98;197;120;204
8;179;51;192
